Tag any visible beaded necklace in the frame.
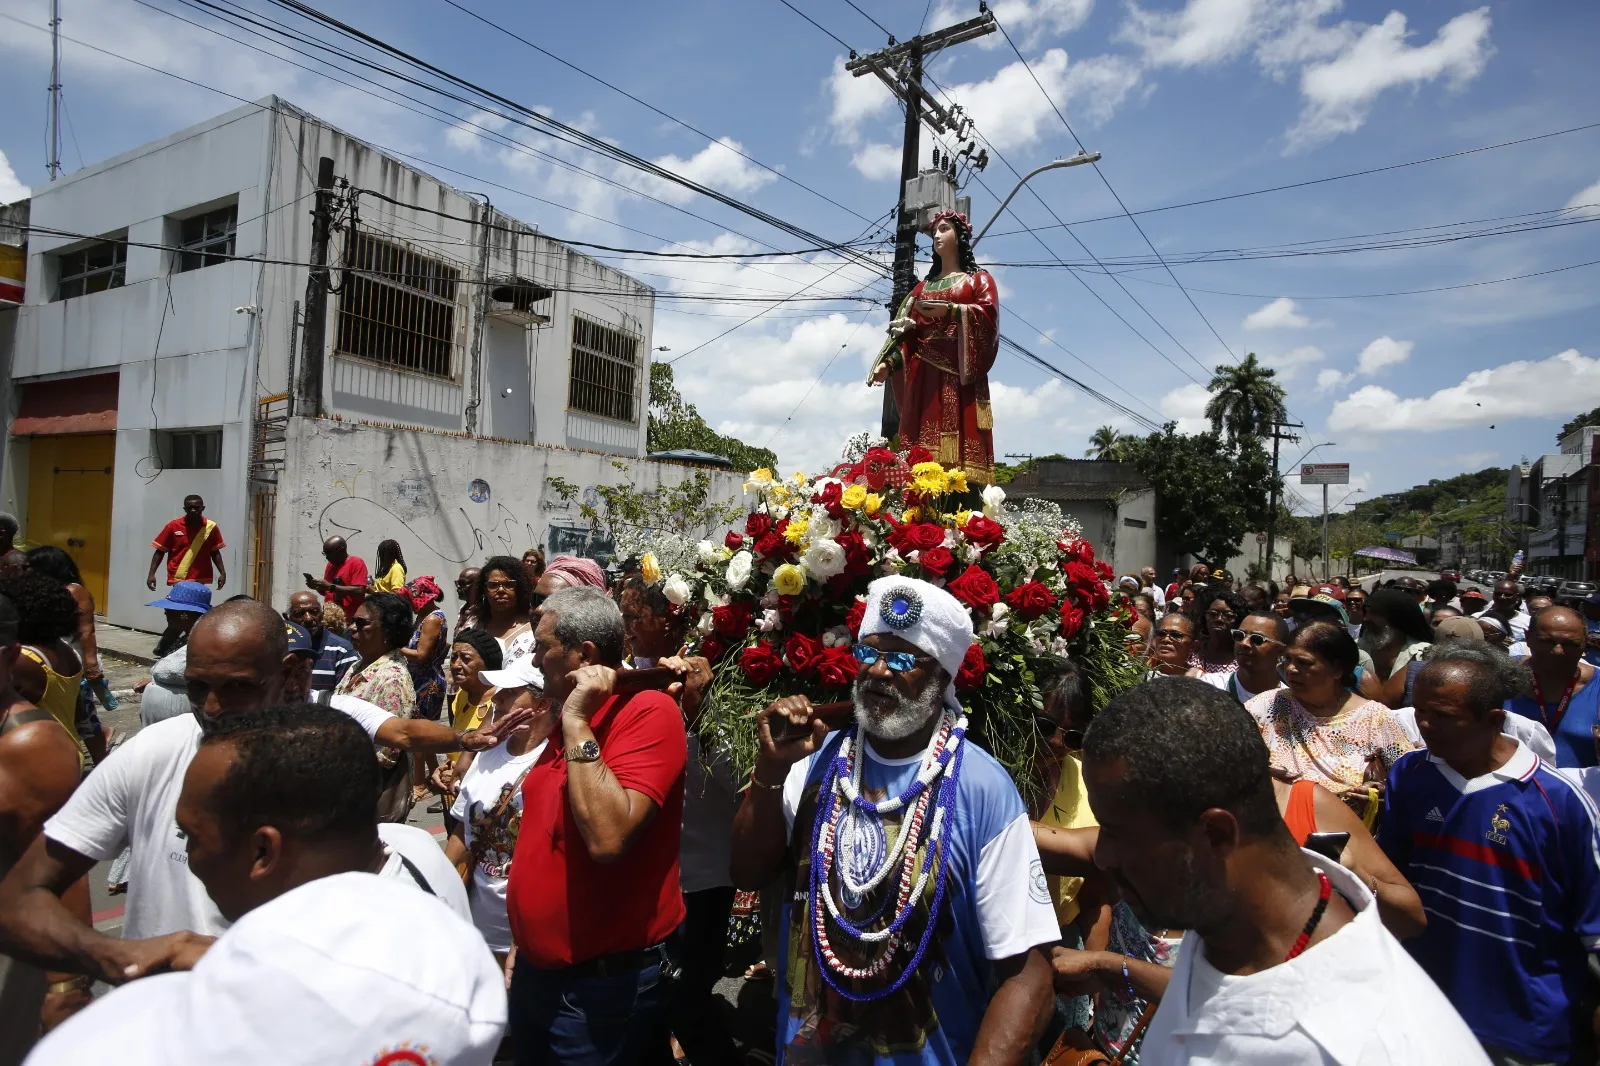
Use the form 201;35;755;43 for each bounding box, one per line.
808;708;968;1002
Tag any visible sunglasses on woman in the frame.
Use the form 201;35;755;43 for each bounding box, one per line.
1230;628;1282;648
852;644;933;672
1032;713;1085;749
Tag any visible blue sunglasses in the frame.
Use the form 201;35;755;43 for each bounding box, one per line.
851;643;931;672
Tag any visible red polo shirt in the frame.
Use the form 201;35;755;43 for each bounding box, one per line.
322;556;369;617
507;690;686;968
151;517;224;585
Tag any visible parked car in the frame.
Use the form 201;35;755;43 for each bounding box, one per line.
1440;569;1462;583
1558;581;1597;603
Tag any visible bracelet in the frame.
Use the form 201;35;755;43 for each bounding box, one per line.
48;977;90;995
748;771;784;792
1120;958;1137;1004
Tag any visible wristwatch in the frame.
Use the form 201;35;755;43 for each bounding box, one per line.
564;739;601;763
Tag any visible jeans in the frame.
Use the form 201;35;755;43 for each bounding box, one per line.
670;888;741;1066
509;953;669;1066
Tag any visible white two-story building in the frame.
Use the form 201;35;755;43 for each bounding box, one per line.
2;97;741;631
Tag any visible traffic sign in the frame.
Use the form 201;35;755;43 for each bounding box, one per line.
1301;463;1349;485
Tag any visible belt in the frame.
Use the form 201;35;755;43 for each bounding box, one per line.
561;943;670;980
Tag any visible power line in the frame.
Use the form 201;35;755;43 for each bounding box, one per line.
1000;303;1165;421
997;335;1163;433
1118;256;1600;301
772;0;855;51
978;120;1600;239
839;0;894;40
765;305;880;446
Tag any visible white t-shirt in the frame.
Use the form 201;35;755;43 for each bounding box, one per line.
376;822;470;923
449;740;547;952
46;704;396;942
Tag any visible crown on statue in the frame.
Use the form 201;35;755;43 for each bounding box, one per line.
927;209;971;236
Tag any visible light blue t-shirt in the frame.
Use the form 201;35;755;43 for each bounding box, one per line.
775;730;1058;1065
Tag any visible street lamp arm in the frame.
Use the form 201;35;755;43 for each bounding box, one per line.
971;151;1101;248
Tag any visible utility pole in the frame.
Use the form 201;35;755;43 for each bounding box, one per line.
46;0;62;180
298;156;337;418
1321;483;1329;581
847;10;995;440
1264;419;1302;580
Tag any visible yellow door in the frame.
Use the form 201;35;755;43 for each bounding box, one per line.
26;434;115;611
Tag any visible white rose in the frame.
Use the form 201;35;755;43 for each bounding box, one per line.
696;540;721;566
809;514;842;543
698;611;715;634
804;538;848;582
662;574;692;606
981;484;1006;518
725;551;754;591
984;602;1011;638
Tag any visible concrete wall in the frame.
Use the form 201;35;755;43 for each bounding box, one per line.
269;417;743;613
1111;488;1157;577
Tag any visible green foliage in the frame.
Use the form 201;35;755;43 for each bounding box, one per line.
1205;354;1288;440
574;471;744;555
992;453;1068;484
1559;406;1600;444
1122;424;1275;566
1086;425;1133;461
647;362;778;473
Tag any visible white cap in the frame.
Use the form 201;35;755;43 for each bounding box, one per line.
857;576;975;707
479;654;544;693
25;872;506;1066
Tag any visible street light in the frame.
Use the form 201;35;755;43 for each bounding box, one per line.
653;346;671;352
1290;441;1337;469
971;151;1101;247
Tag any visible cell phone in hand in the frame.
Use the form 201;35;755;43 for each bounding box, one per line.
1304;831;1350;863
302;572;317;587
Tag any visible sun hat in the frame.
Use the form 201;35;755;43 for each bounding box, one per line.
479;655;544;692
146;580;212;614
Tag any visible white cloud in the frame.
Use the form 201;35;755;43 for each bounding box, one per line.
826;56;897;146
1327;348;1600;433
1355;336;1412;376
1260;345;1324;381
1244;296;1310;331
1315;367;1350;393
445;110;512;154
928;0;1095;45
1159;382;1212;434
990;378;1074;424
937;50;1142;152
851;142;902;181
1289;8;1492;149
1565;177;1600;220
0;150;28;205
647;138;776;205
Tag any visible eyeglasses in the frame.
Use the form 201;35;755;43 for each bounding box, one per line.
1033;713;1084;749
349;617;374;630
486;580;518;592
1230;629;1282;648
1154;629;1190;642
851;644;932;672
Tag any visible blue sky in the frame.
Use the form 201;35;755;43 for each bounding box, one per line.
1;0;1597;515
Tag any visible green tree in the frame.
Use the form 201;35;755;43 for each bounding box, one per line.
1086;425;1131;461
1559;406;1600;444
647;362;777;473
547;466;744;556
1205;353;1288;441
1123;425;1274;566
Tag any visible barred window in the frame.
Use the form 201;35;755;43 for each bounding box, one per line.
568;315;640;423
55;238;126;300
335;230;460;378
177;206;237;272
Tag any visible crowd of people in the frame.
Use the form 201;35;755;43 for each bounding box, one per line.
0;498;1598;1066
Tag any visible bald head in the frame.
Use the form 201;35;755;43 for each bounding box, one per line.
322;536;347;562
1532;604;1583;636
185;599;291;727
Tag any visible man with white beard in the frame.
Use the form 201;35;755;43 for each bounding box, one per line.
730;577;1058;1066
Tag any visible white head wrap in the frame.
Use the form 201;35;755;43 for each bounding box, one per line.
857;576;976;708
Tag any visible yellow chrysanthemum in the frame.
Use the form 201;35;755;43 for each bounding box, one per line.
902;508;920;523
784;516;810;546
953;508;975;528
863;493;883;516
840;484;868;510
946;469;969;494
639;553;662;584
773;563;806;596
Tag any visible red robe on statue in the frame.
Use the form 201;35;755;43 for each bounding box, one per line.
890;269;1000;484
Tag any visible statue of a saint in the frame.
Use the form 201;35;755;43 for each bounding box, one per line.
869;209;999;484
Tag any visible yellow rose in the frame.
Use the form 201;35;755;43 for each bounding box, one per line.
640;553;662;584
946;470;969;494
902;508;920;523
790;471;808;486
841;484;868;510
748;468;774;486
863;493;883;516
773;563;806;596
785;516;809;546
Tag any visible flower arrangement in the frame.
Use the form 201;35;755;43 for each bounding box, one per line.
646;443;1144;800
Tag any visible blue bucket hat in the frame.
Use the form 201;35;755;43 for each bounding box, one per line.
146;581;212;614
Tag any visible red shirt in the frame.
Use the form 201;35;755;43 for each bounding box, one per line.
151;517;224;585
323;556;369;617
507;690;687;968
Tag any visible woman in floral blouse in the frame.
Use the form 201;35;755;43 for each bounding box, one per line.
335;591;418;821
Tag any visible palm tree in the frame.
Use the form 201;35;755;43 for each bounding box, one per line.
1086;425;1128;460
1205;353;1287;440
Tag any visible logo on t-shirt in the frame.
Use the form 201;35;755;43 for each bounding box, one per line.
1028;859;1050;904
1486;803;1512;845
1425;806;1444;823
369;1049;433;1066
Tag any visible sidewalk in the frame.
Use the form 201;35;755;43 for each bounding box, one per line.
93;621;161;667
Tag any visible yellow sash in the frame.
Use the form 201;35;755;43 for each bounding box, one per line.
174;520;217;581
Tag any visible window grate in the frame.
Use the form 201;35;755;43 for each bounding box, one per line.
177;206;237;273
568;314;640;424
56;239;126;300
335;230;460;379
154;428;223;469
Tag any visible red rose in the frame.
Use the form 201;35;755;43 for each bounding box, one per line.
844;598;867;638
713;602;753;639
919;545;955;578
812;481;845;519
906;445;934;466
906;522;947;553
784;632;824;674
747;513;773;540
947;565;1001;612
835;530;871;574
962;515;1006;554
1057;537;1094;565
816;644;860;688
755;532;785;559
699;635;728;662
1094;560;1113;581
1003;580;1059;620
739;642;783;686
724;530;745;551
1063;561;1100;591
955;643;987;690
1059;603;1087;640
1084;580;1110;610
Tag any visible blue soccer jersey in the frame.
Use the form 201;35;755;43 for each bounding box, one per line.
1380;743;1600;1061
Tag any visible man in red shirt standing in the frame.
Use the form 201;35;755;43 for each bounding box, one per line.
307;535;369;618
505;585;685;1065
145;495;225;592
